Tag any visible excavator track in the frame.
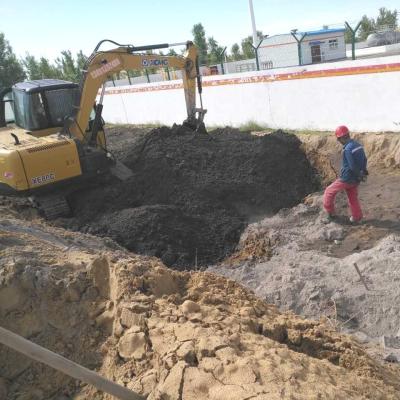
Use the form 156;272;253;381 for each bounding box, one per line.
29;195;71;220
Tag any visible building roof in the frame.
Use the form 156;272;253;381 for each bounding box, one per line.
301;28;346;36
261;28;346;44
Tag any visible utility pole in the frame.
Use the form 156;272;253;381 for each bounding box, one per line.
248;0;258;47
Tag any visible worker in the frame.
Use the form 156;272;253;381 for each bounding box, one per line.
323;125;368;223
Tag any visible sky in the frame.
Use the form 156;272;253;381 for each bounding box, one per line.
1;0;398;61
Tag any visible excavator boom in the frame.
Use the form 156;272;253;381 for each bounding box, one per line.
69;40;205;141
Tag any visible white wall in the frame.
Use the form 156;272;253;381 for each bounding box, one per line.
301;32;346;64
259;34;299;68
224;59;257;73
102;55;400;132
346;42;400;58
258;32;346;68
322;35;346;62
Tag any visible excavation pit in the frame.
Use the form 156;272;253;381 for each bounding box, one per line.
63;125;319;269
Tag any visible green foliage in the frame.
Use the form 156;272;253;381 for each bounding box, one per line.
357;7;398;41
241;31;263;59
75;50;87;74
207;37;224;65
191;23;227;66
344;27;355;44
39;57;62;79
241;36;255;59
239;120;269;132
192;23;208;65
56;50;83;82
0;32;25;87
230;43;243;61
22;54;41;80
358;15;376;41
190;23;266;65
0;32;87;84
167;49;178;56
22;50;86;82
376;7;398;28
23;54;62;80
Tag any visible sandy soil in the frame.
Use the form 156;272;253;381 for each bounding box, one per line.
210;132;400;346
1;127;400;399
1;210;400;399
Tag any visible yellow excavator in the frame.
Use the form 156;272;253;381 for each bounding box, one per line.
0;40;206;218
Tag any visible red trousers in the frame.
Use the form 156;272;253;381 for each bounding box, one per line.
323;179;362;221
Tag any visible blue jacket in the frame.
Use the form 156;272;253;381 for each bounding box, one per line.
340;139;368;184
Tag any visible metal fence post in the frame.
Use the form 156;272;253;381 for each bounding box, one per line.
345;21;362;60
144;69;150;83
251;41;263;71
165;67;171;80
291;31;307;65
219;47;227;74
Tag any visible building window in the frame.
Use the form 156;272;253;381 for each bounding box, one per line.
329;39;338;50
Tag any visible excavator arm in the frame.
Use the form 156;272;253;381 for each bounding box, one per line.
68;40;205;142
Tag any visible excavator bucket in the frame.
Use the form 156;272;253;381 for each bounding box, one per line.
110;160;134;181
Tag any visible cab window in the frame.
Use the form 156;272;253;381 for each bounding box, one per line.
4;92;14;123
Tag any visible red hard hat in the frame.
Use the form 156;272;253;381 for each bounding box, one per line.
335;125;349;138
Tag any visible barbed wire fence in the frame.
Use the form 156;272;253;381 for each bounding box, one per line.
107;18;400;87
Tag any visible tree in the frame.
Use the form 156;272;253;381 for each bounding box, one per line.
167;48;178;56
358;15;376;41
39;57;62;79
230;43;242;61
356;8;398;41
192;23;208;65
241;36;254;59
56;50;80;82
55;50;87;82
23;54;61;80
23;50;87;82
207;36;224;65
22;54;41;80
75;50;87;75
241;31;263;59
376;7;398;29
344;26;355;44
0;32;25;87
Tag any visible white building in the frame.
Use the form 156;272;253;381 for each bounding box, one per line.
258;28;346;69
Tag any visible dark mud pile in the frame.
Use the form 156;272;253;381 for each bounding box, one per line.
65;126;319;269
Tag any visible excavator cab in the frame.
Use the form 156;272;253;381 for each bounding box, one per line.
11;80;80;137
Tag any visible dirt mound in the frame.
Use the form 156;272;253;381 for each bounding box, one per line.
64;125;318;269
1;218;400;399
92;205;242;267
299;132;400;186
210;181;400;342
